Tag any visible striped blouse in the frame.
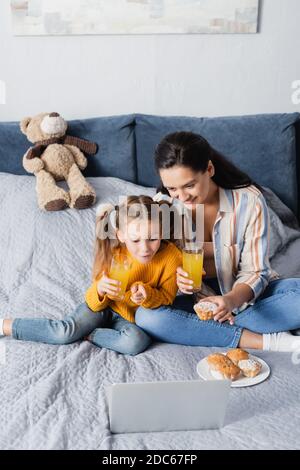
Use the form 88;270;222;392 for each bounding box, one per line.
209;185;279;313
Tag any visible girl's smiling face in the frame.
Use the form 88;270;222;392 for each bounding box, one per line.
117;219;161;264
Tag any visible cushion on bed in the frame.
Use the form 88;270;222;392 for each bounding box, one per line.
135;113;300;215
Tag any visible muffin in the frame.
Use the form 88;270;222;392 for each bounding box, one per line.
226;348;249;365
238;359;262;378
193;301;218;321
206;353;241;381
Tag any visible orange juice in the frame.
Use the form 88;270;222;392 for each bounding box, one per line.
109;254;131;299
182;247;204;291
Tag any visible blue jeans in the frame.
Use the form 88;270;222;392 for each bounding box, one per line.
135;278;300;348
12;303;152;356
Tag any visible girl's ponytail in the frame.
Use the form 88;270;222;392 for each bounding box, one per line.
92;203;120;281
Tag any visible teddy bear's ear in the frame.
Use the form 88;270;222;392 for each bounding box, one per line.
20;117;31;135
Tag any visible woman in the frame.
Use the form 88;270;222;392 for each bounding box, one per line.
135;131;300;352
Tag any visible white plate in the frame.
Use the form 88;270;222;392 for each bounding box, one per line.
196;353;270;388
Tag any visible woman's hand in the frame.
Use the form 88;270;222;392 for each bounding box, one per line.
97;272;122;300
130;283;147;305
202;295;235;325
176;266;206;295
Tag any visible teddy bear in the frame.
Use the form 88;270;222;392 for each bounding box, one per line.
21;112;98;211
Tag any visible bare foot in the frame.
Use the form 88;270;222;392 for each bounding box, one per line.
3;319;13;336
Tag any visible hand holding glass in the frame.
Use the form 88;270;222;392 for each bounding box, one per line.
182;246;204;292
108;254;132;300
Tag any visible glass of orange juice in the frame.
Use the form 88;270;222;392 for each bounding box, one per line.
182;244;204;292
109;254;132;300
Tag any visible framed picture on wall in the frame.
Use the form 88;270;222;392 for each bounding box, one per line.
11;0;260;36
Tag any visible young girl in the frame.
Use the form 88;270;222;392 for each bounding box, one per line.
0;195;182;356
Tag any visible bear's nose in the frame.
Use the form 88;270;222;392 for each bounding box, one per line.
49;112;60;117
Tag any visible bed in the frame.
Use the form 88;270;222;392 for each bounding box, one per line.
0;173;300;450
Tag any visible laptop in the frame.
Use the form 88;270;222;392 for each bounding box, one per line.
106;379;231;434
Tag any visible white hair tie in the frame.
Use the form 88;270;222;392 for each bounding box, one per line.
96;202;115;218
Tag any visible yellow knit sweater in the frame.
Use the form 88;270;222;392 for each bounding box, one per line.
85;241;182;323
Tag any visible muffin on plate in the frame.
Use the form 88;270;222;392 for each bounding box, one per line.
206;353;241;381
238;359;262;378
226;348;249;365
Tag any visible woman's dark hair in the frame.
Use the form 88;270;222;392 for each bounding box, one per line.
155;131;260;193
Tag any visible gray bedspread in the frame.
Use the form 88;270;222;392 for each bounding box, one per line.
0;174;299;450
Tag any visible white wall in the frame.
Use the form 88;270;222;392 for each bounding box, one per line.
0;0;300;121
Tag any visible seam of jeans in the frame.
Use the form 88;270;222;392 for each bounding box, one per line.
230;327;243;348
11;319;20;339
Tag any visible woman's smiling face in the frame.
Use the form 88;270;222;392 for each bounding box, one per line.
159;164;214;207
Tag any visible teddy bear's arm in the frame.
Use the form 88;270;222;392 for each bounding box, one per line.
65;145;87;170
22;151;44;174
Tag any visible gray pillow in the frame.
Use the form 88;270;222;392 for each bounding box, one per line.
261;187;300;260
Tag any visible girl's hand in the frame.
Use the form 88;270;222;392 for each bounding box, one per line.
97;272;123;300
176;266;206;295
130;283;147;305
202;295;235;325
